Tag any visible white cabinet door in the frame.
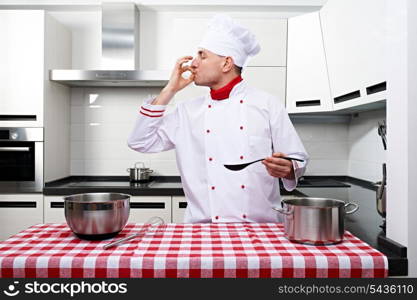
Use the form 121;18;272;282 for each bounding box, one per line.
243;67;286;106
172;196;187;223
286;12;333;113
320;0;386;110
44;196;66;223
129;196;171;224
0;10;44;127
0;194;43;241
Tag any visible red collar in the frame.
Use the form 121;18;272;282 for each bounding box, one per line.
210;76;243;100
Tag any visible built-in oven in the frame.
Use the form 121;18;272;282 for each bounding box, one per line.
0;128;43;192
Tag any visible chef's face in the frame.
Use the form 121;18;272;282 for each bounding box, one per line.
190;49;229;87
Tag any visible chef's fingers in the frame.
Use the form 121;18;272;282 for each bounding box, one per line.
264;156;292;168
266;167;286;178
180;66;193;73
176;56;193;68
272;152;287;158
263;161;291;174
182;73;195;85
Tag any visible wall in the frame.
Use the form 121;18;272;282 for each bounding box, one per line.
70;87;180;175
386;0;417;276
293;121;349;176
44;12;72;182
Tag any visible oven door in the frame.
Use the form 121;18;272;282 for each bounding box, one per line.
0;141;43;192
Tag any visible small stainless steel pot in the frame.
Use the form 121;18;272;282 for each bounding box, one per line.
64;192;130;240
273;197;359;245
127;162;153;182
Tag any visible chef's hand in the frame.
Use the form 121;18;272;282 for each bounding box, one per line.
166;56;195;93
262;152;295;180
152;56;195;105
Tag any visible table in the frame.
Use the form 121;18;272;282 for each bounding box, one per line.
0;223;388;278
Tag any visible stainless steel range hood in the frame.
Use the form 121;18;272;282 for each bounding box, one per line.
50;3;168;87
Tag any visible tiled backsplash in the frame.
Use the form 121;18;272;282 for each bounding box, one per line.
70;88;385;181
348;109;386;182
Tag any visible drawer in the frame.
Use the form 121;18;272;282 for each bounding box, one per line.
44;196;66;223
0;194;43;241
172;196;187;223
129;196;171;224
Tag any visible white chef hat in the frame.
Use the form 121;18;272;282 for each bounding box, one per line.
198;14;260;67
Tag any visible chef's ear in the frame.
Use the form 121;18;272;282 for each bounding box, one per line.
222;56;234;73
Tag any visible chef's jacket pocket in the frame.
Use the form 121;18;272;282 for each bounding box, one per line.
249;136;272;174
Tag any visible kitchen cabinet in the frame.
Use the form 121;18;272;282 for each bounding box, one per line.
0;11;44;126
172;196;187;223
0;194;43;241
243;67;286;106
129;196;172;224
0;10;71;128
286;12;333;113
320;0;386;110
44;196;66;223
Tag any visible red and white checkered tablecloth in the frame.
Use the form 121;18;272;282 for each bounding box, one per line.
0;223;388;278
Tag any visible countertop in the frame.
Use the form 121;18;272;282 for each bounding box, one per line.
43;175;349;196
43;175;407;276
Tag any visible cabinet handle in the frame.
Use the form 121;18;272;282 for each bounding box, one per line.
179;202;187;209
0;201;36;208
334;90;361;104
51;202;64;208
130;202;165;209
366;81;386;95
50;202;167;209
295;100;321;107
0;115;37;121
0;147;30;152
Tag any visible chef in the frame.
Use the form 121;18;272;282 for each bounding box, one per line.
128;14;309;223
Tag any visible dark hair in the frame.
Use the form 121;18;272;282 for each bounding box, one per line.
234;65;243;75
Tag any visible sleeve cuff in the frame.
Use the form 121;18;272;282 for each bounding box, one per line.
139;97;167;117
281;160;303;192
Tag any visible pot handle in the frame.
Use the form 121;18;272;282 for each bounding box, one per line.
345;202;359;214
146;169;154;174
274;206;293;216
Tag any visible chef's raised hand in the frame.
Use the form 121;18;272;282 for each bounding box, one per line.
152;56;195;105
262;152;295;180
166;56;195;93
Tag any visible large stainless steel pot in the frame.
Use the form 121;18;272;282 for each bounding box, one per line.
64;192;130;240
273;197;359;245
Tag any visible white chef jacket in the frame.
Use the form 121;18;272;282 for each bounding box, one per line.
127;80;309;223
